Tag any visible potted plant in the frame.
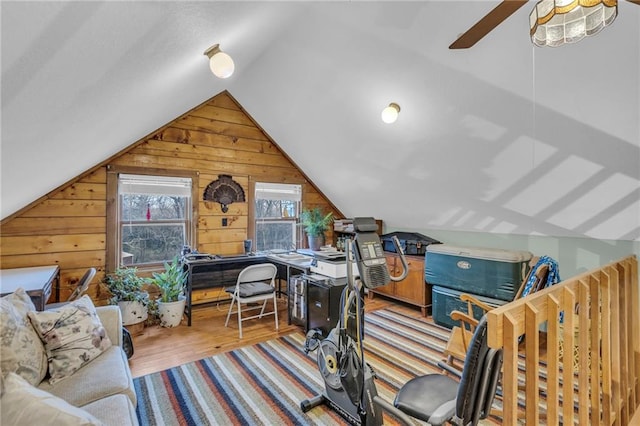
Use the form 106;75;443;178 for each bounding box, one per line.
300;207;333;250
102;267;149;327
150;256;187;328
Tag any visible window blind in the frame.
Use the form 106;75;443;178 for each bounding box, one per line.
119;174;192;197
255;182;302;201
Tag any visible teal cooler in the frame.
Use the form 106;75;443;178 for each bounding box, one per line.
425;244;532;301
432;286;507;329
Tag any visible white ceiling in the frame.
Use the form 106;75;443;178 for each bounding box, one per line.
2;1;639;241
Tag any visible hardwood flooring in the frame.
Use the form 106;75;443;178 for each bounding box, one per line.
128;295;398;378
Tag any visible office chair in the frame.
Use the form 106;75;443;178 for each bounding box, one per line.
376;316;503;426
224;263;279;338
45;267;97;310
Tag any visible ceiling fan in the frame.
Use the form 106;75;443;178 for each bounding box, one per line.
449;0;640;49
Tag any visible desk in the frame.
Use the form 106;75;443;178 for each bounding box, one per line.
0;265;60;311
183;255;269;326
182;254;312;326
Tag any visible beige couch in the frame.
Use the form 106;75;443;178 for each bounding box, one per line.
1;290;138;426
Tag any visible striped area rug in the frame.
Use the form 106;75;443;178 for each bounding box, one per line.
133;307;470;425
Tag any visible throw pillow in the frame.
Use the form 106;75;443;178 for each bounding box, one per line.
28;295;112;384
0;372;104;425
0;288;48;385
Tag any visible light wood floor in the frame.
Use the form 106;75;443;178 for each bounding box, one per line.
128;295;397;378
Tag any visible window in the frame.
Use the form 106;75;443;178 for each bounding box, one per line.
254;182;302;252
106;168;197;270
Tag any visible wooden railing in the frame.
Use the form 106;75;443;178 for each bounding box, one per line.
487;255;639;425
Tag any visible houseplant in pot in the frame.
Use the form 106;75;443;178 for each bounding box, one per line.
102;266;149;328
300;207;333;251
150;256;187;328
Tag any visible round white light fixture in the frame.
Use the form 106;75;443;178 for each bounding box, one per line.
381;103;401;124
204;44;235;79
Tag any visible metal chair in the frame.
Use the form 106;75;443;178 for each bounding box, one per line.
224;263;278;338
376;316;503;426
45;267;97;309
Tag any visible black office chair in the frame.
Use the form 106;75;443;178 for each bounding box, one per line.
375;316;503;426
45;267;97;309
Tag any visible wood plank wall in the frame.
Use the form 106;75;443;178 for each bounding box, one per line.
0;91;342;305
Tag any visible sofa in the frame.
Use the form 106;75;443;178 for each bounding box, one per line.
1;288;138;426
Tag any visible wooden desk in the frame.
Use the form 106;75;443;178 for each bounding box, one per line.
0;265;60;311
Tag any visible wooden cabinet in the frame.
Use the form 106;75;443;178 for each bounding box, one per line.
368;253;431;317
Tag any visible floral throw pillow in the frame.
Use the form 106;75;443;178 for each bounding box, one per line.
27;296;112;384
0;288;48;385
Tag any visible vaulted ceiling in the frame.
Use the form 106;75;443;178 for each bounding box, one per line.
2;1;639;241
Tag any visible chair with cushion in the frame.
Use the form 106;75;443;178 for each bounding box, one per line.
375;316;503;426
45;267;97;310
224;263;279;338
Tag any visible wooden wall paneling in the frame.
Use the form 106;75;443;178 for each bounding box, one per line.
304;194;332;206
0;91;344;305
0;234;105;256
207;95;239;110
194;105;257;126
199;198;248;212
50;182;106;200
198;215;249;231
79;168;107;183
198;228;248;245
134;141;292;168
0;217;105;236
113;153;303;180
19;200;106;217
176;117;268;140
198;172;248;255
199;173;249;191
57;267;103;300
0;250;105;271
155;128;279;155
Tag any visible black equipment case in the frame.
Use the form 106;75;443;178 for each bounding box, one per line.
380;232;441;255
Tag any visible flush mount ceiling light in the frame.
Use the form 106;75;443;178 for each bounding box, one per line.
529;0;618;47
203;44;235;78
381;103;401;124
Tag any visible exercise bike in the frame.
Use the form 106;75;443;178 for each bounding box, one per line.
300;217;408;426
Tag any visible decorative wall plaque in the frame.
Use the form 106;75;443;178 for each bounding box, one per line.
203;175;245;213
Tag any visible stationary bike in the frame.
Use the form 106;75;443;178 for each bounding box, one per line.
300;217;408;425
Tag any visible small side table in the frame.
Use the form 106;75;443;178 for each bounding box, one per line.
0;265;60;311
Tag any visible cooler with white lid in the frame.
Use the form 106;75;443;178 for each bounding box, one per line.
425;244;532;301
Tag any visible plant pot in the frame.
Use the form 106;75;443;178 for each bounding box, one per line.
118;300;148;326
157;295;186;328
308;235;325;251
124;321;145;337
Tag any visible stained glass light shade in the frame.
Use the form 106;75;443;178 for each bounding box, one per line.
529;0;618;47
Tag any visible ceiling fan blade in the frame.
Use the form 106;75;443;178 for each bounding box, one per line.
449;0;529;49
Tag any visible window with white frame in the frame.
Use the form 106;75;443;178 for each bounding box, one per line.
117;174;193;266
254;182;301;252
